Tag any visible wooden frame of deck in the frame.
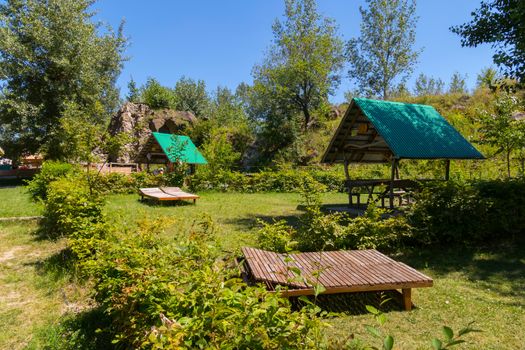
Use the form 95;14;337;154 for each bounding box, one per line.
241;247;433;311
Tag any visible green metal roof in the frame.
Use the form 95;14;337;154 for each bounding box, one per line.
152;132;208;164
353;98;484;159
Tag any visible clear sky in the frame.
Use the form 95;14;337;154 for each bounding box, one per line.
94;0;495;103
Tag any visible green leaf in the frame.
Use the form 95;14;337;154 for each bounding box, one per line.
383;335;394;350
365;325;381;338
442;326;454;341
365;305;380;315
313;283;326;296
377;313;387;326
431;338;442;350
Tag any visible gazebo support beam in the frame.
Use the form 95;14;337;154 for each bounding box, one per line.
445;160;450;180
389;158;398;209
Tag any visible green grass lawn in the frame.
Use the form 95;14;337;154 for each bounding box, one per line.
0;186;523;349
0;187;42;217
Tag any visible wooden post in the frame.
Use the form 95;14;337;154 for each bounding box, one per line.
389;158;398;209
344;159;351;206
445;160;450;181
402;288;412;311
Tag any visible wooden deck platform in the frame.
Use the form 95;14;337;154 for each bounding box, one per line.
139;187;199;203
241;247;433;310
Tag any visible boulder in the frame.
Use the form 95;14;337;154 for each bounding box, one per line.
107;102;197;163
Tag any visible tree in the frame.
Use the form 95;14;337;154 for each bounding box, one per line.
476;67;499;89
451;1;525;82
448;72;468;94
126;77;140;103
413;74;444;96
252;0;344;131
478;93;525;177
173;77;210;118
347;0;421;99
140;78;176;109
0;0;126;160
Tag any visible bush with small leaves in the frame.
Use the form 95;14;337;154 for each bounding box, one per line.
26;161;79;200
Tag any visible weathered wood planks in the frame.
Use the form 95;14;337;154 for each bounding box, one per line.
241;247;433;310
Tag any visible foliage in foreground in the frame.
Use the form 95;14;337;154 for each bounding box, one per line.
85;217;325;349
32;170;486;349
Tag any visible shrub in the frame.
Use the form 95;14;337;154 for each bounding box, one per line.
89;217;325;349
91;172;137;194
338;205;412;251
408;179;525;245
257;219;295;252
26;161;79;200
42;176;104;239
258;180;412;253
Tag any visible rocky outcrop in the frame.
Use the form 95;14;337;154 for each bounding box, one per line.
108;102;197;163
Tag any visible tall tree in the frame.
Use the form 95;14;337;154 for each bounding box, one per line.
448;72;468;94
347;0;421;100
0;0;126;160
451;1;525;82
252;0;344;131
173;77;210;118
413;74;444;96
126;77;140;103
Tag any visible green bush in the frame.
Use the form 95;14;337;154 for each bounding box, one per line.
408;179;525;245
89;217;325;349
188;167;346;193
258;179;411;253
338;205;412;251
90;172;137;194
42;176;105;239
26;161;79;200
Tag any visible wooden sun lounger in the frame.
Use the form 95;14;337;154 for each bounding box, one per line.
241;247;433;311
139;187;199;204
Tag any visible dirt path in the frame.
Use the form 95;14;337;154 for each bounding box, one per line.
0;222;85;349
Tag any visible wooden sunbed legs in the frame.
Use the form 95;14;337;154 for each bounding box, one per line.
402;288;412;311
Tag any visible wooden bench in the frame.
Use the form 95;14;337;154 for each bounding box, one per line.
241;247;433;311
139;187;199;204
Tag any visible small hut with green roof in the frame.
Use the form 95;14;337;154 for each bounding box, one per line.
137;132;207;172
322;98;484;208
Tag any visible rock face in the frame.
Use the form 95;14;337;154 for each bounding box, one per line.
108;102;197;163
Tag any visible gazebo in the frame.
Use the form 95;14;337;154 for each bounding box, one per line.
321;98;484;208
137;132;207;171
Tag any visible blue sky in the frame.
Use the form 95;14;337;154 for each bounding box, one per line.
94;0;494;103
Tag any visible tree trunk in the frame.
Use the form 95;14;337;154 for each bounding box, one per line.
302;106;311;131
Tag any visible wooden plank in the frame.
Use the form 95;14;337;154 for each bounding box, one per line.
242;248;434;300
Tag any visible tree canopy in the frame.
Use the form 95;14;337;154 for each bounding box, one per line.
451;0;525;82
252;0;344;131
347;0;420;100
0;0;126;160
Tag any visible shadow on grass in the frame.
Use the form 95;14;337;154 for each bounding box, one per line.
291;290;405;315
36;307;113;350
138;198;196;207
398;238;525;302
222;214;302;232
30;247;76;281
